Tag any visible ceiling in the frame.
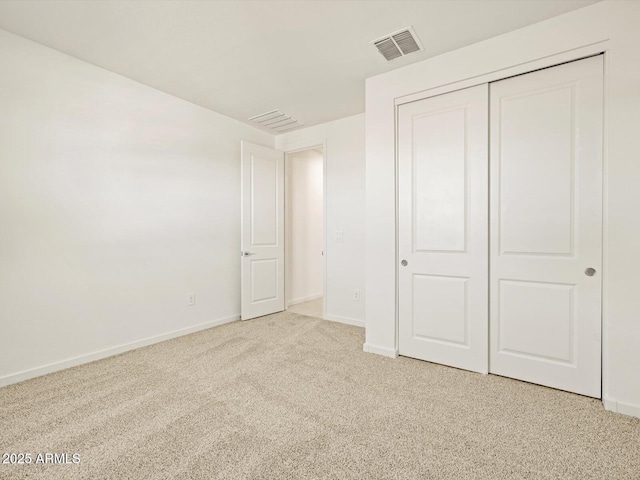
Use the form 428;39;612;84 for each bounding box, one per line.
0;0;598;132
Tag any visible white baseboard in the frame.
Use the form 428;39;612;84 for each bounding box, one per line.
287;293;323;307
324;314;365;328
363;342;398;358
0;314;240;388
603;397;640;419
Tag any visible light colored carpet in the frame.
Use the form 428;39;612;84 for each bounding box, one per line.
287;297;323;319
0;311;639;480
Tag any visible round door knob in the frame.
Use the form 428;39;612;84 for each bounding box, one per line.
585;267;596;276
401;260;408;267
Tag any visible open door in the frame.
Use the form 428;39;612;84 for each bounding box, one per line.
241;141;285;320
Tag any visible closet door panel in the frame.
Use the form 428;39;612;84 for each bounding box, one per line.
398;84;489;374
489;55;603;397
498;85;574;256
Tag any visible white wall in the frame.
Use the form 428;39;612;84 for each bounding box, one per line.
365;0;640;418
286;149;324;305
277;114;366;327
0;29;273;386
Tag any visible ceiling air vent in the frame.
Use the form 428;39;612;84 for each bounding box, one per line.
372;26;423;61
248;110;303;133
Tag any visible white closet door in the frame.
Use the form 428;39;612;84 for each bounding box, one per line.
398;84;489;374
489;56;603;397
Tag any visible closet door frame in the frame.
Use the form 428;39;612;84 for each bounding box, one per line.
392;44;608;397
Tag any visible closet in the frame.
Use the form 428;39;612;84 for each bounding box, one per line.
397;55;603;398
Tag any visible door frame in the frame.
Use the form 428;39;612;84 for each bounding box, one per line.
392;44;609;398
284;141;328;319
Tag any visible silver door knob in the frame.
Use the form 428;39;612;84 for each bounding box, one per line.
585;267;596;276
242;251;256;256
401;260;408;267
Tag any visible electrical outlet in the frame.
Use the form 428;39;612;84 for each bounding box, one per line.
335;231;343;243
187;292;196;306
353;289;360;301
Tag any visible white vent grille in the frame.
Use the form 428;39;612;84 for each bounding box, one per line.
372;26;423;61
248;110;303;133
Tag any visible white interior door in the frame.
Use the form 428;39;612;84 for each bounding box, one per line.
398;84;489;374
241;141;285;320
489;56;603;397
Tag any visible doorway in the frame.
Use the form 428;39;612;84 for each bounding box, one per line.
284;147;325;319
